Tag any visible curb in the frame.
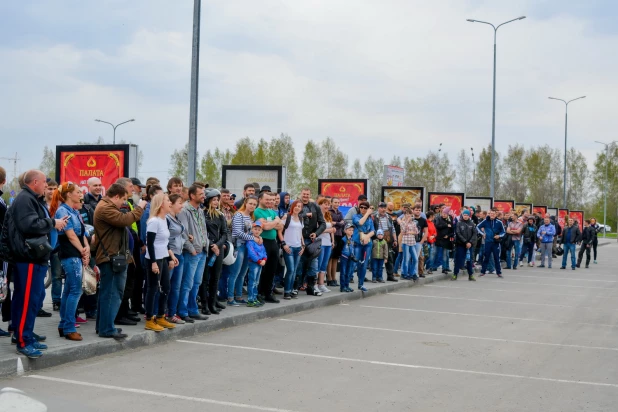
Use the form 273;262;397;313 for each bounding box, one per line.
0;272;450;378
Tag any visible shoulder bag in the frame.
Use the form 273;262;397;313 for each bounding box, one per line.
95;227;128;273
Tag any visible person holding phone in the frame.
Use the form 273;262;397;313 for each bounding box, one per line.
352;201;375;292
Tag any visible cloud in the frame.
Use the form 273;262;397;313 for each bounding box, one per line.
1;0;616;183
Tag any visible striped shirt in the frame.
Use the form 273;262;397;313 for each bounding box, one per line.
232;213;254;243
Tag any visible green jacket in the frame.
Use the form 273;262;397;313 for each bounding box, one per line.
372;238;388;260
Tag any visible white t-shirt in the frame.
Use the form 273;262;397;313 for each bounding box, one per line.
319;222;333;246
145;217;170;260
283;216;303;248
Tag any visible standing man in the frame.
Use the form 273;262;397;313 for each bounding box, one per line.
477;209;505;278
93;183;145;339
537;217;556;268
373;202;398;282
411;204;428;278
577;219;593;269
234;183;257;209
255;191;284;302
560;218;581;270
0;170;67;358
177;184;210;322
167;177;184;195
505;214;523;270
589;217;601;264
84;177;103;210
452;209;477;281
298;188;326;296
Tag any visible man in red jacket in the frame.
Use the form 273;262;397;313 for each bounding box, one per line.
425;211;437;274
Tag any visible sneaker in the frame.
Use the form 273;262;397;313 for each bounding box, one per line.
182;316;195;323
497;274;503;278
264;295;280;303
572;267;576;270
227;300;240;307
378;279;385;283
32;341;48;351
52;302;60;311
451;275;457;281
37;309;52;318
488;271;495;275
560;267;566;270
318;285;331;293
0;329;10;338
168;315;186;324
235;299;248;305
519;262;524;267
291;290;298;296
371;279;377;283
156;316;176;329
538;265;545;268
479;272;486;277
145;318;165;332
16;345;43;359
528;262;533;267
468;276;476;281
75;316;88;324
359;286;368;292
247;301;260;308
594;260;597;264
283;293;292;300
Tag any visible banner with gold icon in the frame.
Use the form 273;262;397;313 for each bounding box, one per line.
428;192;465;217
494;200;515;213
319;179;367;215
381;186;424;211
533;205;548;217
558;208;569;229
568;210;584;231
514;203;533;217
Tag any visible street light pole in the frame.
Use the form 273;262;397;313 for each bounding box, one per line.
94;119;135;144
467;16;526;198
470;147;476;186
434;143;442;191
594;140;617;238
548;96;586;208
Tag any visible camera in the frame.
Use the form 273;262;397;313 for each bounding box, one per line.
349;255;359;263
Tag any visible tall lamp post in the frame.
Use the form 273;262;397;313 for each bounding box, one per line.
467;16;526;198
94;119;135;144
434;143;443;191
470;147;476;183
594;140;617;238
548;96;586;208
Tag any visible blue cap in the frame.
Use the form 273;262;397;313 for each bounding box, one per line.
253;221;263;227
376;229;384;236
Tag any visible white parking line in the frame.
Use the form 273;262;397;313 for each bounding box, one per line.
357;304;618;328
482;279;611;290
177;340;618;389
388;293;601;310
278;319;618;352
426;284;599;298
26;375;297;412
509;274;617;283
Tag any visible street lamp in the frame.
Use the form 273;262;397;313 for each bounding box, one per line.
467;16;526;198
94;118;135;144
548;96;586;208
470;147;476;184
434;143;443;191
594;140;617;238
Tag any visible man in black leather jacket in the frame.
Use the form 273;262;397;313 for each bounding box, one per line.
453;209;477;280
298;187;326;296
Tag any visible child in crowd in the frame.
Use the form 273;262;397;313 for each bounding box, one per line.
246;221;267;307
339;224;356;292
371;229;388;283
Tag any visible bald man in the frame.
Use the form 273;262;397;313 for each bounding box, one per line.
0;170;67;358
84;177;103;210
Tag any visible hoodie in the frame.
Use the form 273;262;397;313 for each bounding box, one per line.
277;192;289;218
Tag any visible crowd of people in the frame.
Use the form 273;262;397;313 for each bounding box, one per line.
0;166;603;359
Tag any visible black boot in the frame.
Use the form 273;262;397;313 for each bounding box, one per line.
215;300;226;310
208;298;220;315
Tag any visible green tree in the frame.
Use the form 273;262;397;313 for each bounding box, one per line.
389;155;402;168
39;146;56;179
565;148;589;210
231;137;255;165
592;143;618;231
454;149;473;192
364;156;385;204
267;133;299;194
350;158;364;179
321;137;348;178
499;144;527;201
524;146;563;207
169;143;191;183
255;138;268;165
299;140;324;195
469;145;499;197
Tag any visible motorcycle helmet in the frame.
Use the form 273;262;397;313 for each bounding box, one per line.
556;246;564;256
205;188;221;201
222;241;237;266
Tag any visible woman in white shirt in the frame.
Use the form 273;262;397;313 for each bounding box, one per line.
278;200;304;300
317;197;336;293
144;193;179;332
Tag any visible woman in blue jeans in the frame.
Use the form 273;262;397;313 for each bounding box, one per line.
278;200;304;299
397;205;419;280
352;201;375;292
316;198;335;293
166;194;189;323
227;197;259;305
51;182;89;341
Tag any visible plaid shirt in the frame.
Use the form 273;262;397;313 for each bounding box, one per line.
398;215;418;245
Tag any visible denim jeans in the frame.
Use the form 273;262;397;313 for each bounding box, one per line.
318;245;332;273
96;262;127;337
426;244;436;269
228;244;249;300
433;246;450;270
562;243;577;268
354;243;373;287
339;257;353;289
371;258;384;280
50;252;63;304
58;257;83;333
506;241;522;269
520;241;535;264
481;242;501;275
167;253;184;316
394;251;402;273
219;265;231;299
178;251;207;317
247;261;262;301
413;244;423;275
453;246;474;276
283;246;302;294
401;244;418;278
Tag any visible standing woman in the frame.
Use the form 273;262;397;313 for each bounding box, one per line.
227;196;259;306
166;194;191;324
397;205;419;281
144;193;179;332
352;201;375;292
278;200;304;299
327;198;344;287
201;189;228;315
51;183;89;341
316;198;335;293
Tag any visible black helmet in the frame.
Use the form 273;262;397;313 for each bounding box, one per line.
205;189;221;201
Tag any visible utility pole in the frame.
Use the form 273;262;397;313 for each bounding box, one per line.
187;0;201;184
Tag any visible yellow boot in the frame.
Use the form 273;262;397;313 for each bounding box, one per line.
145;317;164;332
156;316;176;329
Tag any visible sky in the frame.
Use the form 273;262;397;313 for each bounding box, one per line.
1;0;617;183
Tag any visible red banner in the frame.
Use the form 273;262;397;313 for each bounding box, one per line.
569;210;584;231
494;200;514;213
428;192;464;217
558;209;569;229
319;180;366;215
59;150;125;193
533;206;548;217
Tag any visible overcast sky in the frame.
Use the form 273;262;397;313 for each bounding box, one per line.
1;0;616;183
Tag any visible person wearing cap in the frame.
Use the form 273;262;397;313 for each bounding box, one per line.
217;188;235;301
344;194;368;226
234;183;257;210
519;216;538;267
477;209;505;278
505;213;523;270
260;185;272;194
452;209;477;281
246;221;267;307
371;229;388;282
372;201;397;282
338;223;356;292
130;177;146;201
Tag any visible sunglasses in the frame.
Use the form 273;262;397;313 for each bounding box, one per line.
359;206;368;209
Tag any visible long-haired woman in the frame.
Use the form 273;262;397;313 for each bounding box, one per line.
144;193;179;332
327;197;344;287
50;183;89;341
278;200;304;299
317;197;335;293
227;196;260;306
166;194;190;324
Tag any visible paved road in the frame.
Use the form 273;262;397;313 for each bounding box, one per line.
2;244;618;411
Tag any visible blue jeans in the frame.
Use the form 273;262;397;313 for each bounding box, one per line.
354;243;372;287
426;244;436;269
413;244;423;274
394;251;402;273
562;243;576;268
401;244;418;278
283;247;302;294
228;243;249;300
247;261;262;301
167;253;184;316
454;246;474;276
96;262;127;337
506;241;522;269
339;257;354;289
58;258;83;333
481;242;501;275
219;265;230;299
520;241;535;263
371;258;384;280
50;252;63;304
178;251;207;317
12;262;47;348
433;246;450;270
318;245;332;273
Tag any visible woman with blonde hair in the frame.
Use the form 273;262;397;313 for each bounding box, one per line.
144;193;179;332
316;197;335;293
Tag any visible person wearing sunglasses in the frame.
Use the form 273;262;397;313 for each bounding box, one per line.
352;201;375;292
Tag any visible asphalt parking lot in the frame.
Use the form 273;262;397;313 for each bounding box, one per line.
2;243;618;412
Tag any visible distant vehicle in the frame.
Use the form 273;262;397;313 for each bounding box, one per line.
598;224;612;233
